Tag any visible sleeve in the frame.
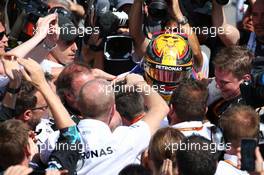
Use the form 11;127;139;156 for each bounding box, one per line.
47;126;81;175
114;121;151;155
129;121;151;153
0;105;15;122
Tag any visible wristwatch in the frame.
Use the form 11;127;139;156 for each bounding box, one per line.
42;41;57;51
178;16;188;26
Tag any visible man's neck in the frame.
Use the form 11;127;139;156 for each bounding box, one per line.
225;145;238;156
20;158;29;167
47;54;59;64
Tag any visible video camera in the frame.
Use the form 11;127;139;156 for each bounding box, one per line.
85;3;134;62
240;57;264;108
98;10;134;61
16;0;48;23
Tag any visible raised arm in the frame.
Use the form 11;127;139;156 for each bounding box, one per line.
170;0;203;71
212;0;240;46
125;74;169;135
17;58;75;129
129;0;150;58
7;14;58;63
1;56;22;109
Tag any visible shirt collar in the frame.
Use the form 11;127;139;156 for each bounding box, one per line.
224;153;238;167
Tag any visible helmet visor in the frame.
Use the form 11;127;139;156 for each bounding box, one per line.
144;62;192;84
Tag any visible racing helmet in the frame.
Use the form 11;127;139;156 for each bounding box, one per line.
143;33;193;102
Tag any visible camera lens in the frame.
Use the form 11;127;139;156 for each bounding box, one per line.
148;8;168;21
148;0;168;21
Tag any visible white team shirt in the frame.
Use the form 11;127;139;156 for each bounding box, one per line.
172;121;222;143
40;59;63;74
215;154;249;175
76;119;151;175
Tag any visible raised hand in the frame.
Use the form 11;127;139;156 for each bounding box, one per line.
4;165;33;175
1;55;22;89
17;57;47;89
34;14;59;42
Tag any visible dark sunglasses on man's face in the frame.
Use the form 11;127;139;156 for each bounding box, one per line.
0;31;6;40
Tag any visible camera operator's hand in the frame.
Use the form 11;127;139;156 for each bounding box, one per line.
242;15;254;32
66;0;85;17
117;28;130;35
34;14;59;42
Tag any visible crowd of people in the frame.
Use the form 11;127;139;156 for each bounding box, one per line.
0;0;264;174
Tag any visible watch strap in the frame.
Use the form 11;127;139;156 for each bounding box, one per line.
178;16;188;26
6;86;21;94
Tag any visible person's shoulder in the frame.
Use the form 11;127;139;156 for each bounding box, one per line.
215;161;249;175
113;121;151;138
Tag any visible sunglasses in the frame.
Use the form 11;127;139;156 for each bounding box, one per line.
0;31;6;40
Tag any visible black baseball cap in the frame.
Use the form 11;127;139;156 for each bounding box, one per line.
58;14;78;44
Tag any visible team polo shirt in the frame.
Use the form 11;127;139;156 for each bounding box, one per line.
76;119;151;175
35;119;55;145
215;154;249;175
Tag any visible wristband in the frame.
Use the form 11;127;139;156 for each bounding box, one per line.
6;86;21;94
178;16;188;26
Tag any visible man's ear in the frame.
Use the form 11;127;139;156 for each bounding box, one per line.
108;104;116;125
167;104;176;125
23;110;33;122
111;104;116;117
168;104;174;116
141;149;151;170
24;144;31;160
242;74;251;81
65;91;75;103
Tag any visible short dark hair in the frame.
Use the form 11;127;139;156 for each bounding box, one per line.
0;119;30;169
170;79;208;121
176;135;218;175
14;80;38;117
119;164;151;175
219;105;259;148
115;89;145;122
55;62;92;104
213;46;253;79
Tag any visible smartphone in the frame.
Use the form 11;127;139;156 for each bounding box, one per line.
241;138;257;172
